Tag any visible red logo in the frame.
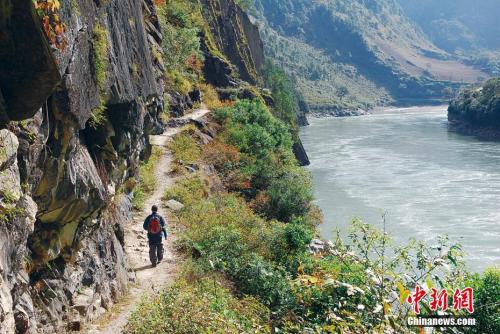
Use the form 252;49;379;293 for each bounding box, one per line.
407;284;427;314
406;285;474;315
453;288;474;314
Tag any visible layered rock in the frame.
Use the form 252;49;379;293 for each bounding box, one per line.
200;0;264;86
0;0;166;332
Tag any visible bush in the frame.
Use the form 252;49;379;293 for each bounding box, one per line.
215;100;293;157
155;0;203;94
163;173;207;206
264;167;313;222
230;255;295;313
465;267;500;333
263;61;301;136
283;219;314;252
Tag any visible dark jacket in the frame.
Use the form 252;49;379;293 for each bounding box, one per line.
143;212;167;244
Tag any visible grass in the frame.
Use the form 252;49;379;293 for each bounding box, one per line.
132;147;163;210
199;83;235;110
125;270;270;334
167;132;201;166
163;173;207;206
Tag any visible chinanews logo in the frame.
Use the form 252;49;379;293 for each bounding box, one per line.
405;284;476;327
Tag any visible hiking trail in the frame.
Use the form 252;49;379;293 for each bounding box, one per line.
84;106;210;334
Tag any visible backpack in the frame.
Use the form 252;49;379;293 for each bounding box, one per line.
148;215;162;235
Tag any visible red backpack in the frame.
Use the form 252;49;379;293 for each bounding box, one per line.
148;216;162;234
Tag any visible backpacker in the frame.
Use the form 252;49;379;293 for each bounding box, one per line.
148;215;162;234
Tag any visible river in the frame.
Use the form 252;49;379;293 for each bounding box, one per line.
300;106;500;272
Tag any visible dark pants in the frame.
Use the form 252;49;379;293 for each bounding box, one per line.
149;242;164;266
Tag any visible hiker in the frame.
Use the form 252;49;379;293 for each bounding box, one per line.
143;205;167;267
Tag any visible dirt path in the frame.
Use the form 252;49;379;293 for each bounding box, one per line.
84;106;210;334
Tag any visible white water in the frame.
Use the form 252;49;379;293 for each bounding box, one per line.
300;106;500;272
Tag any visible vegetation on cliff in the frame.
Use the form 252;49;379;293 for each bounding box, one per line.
448;78;500;127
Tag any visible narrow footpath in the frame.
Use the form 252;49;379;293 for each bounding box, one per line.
84;106;210;334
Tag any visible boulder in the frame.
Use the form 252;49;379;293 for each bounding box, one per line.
165;199;184;212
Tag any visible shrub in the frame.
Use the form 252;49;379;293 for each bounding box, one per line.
283;219;314;252
199;83;226;110
264;167;313;222
263;61;301;136
465;267;500;333
155;0;203;93
215;100;293;157
229;255;295;313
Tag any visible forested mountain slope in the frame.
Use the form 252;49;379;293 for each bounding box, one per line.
252;0;489;112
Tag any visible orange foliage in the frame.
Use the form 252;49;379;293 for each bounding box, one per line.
34;0;67;51
203;141;241;171
186;54;203;73
250;191;271;214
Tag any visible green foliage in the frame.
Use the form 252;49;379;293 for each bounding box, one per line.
155;0;203;94
163;173;207;206
229;254;294;312
132;147;163;210
265;167;313;222
125;274;271;334
448;78;500;126
282;218;314;253
464;267;500;333
263;61;302;135
215;99;293;157
214;100;313;222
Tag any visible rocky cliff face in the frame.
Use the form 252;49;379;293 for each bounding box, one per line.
0;0;165;332
0;0;266;332
200;0;264;87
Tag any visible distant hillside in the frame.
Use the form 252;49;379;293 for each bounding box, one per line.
399;0;500;53
399;0;500;76
252;0;489;112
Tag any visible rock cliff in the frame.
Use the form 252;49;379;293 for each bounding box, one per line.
200;0;264;87
0;0;267;332
0;0;162;332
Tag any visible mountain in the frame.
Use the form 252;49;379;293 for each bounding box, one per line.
252;0;489;112
399;0;500;76
399;0;500;53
